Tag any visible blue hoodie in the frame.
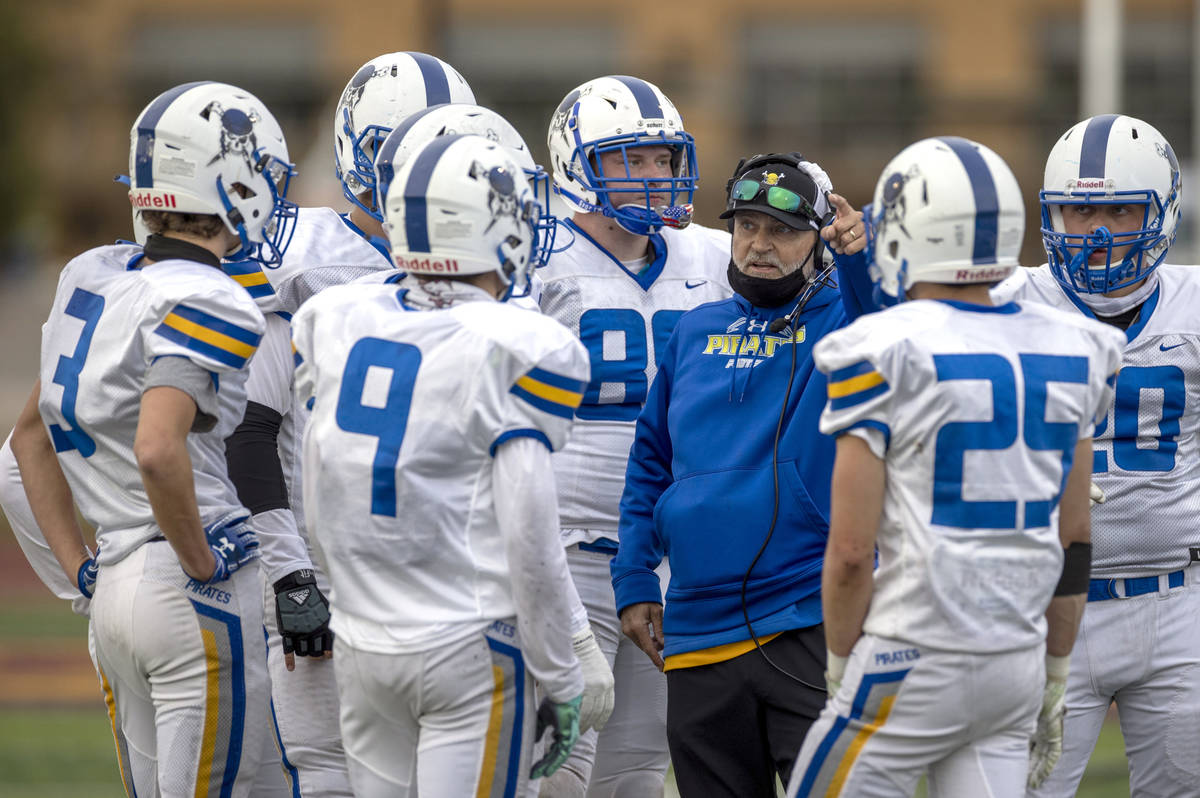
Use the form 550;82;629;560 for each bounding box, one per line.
611;280;849;658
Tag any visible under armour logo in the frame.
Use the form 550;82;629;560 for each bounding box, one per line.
213;537;236;555
288;589;311;605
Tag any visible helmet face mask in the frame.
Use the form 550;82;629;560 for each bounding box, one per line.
547;76;697;236
372;103;557;267
381;134;541;301
333;52;475;222
866;136;1023;303
128;81;297;266
1040;115;1181;295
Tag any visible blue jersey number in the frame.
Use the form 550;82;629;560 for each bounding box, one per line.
334;337;421;517
1092;365;1185;474
576;308;685;421
932;352;1087;529
49;288;106;457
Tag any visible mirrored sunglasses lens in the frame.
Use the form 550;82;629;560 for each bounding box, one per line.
766;186;802;213
732;179;761;201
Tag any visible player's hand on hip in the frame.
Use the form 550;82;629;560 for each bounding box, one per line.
825;649;848;697
1028;654;1070;789
821;193;866;256
571;627;614;731
619;602;665;671
530;694;582;779
197;512;259;583
273;568;334;671
76;547;99;598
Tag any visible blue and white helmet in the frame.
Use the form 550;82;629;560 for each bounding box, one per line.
373;103;556;266
547;75;697;236
381;134;541;301
128;81;297;265
1041;114;1182;294
867;136;1023;303
333;52;475;221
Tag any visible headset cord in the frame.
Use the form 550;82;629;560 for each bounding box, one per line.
738;268;836;692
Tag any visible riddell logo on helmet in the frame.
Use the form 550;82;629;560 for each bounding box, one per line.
1067;179;1112;193
398;256;460;273
129;192;178;209
956;267;1010;281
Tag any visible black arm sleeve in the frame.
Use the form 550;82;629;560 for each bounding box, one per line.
225;400;289;514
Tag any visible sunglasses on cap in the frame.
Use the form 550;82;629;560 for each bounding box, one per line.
730;179;821;221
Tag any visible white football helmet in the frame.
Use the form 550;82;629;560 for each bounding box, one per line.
866;136;1023;303
1041;114;1181;294
547;75;696;235
381;134;541;301
128;81;297;265
333;52;475;221
373;103;556;266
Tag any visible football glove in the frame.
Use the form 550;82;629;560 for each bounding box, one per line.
825;649;848;697
530;694;582;780
201;512;259;583
572;628;614;732
76;548;99;598
273;569;333;659
1089;482;1106;507
1028;654;1070;789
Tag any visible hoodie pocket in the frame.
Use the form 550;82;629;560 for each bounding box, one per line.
653;462;829;598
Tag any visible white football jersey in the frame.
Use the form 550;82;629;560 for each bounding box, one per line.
993;264;1200;577
539;221;732;537
293;281;590;653
225;206;392;315
37;245;265;565
815;298;1123;652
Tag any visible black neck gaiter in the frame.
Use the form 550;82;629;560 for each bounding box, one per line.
143;233;222;269
725;251;813;309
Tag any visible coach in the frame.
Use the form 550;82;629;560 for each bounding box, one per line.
611;153;866;797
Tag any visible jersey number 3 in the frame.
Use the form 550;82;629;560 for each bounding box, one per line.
334;337;421;517
932;353;1086;529
50;288;105;457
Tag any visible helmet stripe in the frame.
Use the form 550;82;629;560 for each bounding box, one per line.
402;134;467;253
611;76;663;120
408;52;452;106
134;81;213;189
375;106;439;204
939;136;999;264
1078;114;1119;179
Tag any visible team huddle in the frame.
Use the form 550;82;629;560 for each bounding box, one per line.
0;48;1195;798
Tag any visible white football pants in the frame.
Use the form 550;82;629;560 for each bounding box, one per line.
537;544;670;798
334;619;536;798
88;541;288;798
788;634;1041;798
1028;566;1200;797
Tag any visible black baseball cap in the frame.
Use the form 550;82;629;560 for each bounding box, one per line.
720;157;829;232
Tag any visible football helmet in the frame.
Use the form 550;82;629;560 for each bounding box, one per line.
547;75;697;235
1041;114;1181;294
373;103;556;266
333;52;475;221
866;136;1023;303
128;81;297;265
381;134;541;301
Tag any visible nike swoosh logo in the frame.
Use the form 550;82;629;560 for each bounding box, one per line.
1160;342;1187;352
685;280;706;289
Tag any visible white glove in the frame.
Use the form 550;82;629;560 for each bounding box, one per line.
572;628;614;732
1089;482;1106;507
797;160;834;195
825;649;848;697
1028;654;1070;789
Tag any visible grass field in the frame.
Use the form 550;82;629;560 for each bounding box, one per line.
1;545;1135;797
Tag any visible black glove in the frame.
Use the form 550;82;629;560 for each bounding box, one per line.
273;569;333;658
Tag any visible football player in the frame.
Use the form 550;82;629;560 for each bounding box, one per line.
536;74;732;798
292;133;586;797
220;52;475;798
787;136;1123;797
989;116;1200;797
11;81;297;797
